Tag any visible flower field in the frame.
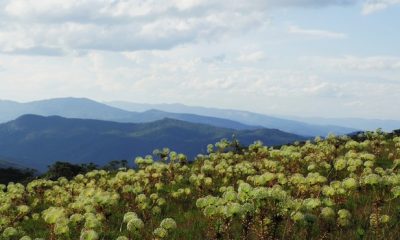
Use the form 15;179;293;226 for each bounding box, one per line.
1;131;400;239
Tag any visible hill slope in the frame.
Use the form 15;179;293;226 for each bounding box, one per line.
106;101;357;136
0;98;256;130
0;115;306;171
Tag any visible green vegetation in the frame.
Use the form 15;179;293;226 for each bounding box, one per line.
1;131;400;239
0;168;35;185
0;160;130;184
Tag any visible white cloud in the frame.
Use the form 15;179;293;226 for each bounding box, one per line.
288;25;347;39
301;82;345;97
237;51;266;63
0;0;399;119
305;55;400;71
1;48;400;119
0;0;271;54
0;0;362;55
362;0;400;14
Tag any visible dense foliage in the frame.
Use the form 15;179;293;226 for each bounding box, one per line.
0;168;35;185
1;131;400;239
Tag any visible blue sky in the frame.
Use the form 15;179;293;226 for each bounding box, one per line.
0;0;399;119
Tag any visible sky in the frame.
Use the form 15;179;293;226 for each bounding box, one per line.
0;0;399;119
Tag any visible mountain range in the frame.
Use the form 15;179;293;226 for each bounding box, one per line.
107;101;400;134
0;97;398;172
0;115;306;171
283;116;400;132
0;98;255;130
106;101;359;136
0;98;357;136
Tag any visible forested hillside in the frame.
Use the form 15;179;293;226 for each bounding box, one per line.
0;115;305;171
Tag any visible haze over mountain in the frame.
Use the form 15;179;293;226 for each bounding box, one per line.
282;116;400;133
0;98;256;130
0;98;357;136
0;115;306;171
106;101;358;136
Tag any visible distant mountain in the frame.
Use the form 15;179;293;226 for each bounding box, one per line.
0;98;130;123
0;98;256;130
0;98;361;136
0;115;306;171
281;116;400;132
106;101;357;136
126;109;260;130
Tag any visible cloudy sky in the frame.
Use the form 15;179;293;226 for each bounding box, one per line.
0;0;399;119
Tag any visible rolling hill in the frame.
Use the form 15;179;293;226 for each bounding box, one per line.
0;115;306;171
